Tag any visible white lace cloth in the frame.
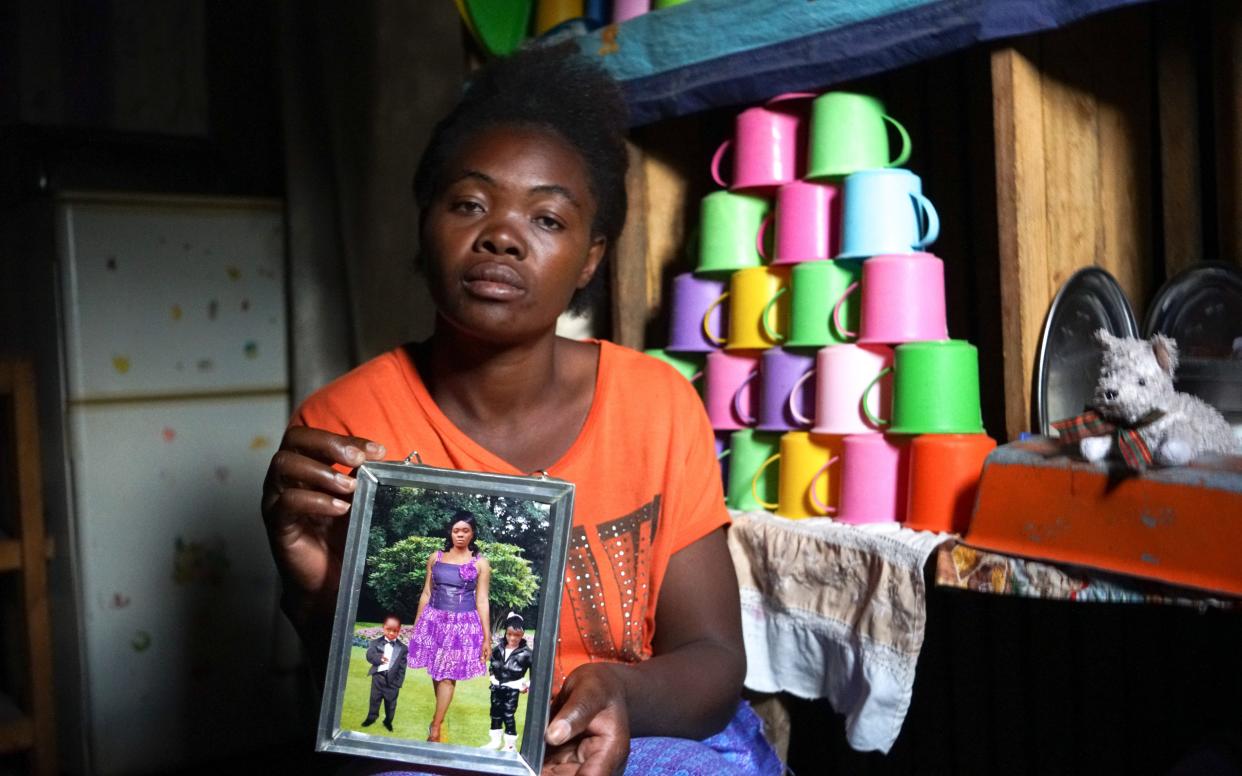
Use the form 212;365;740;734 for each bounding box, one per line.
727;511;951;753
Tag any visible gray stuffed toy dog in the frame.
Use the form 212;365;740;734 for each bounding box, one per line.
1052;329;1237;469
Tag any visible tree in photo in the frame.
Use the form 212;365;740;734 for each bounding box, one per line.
367;537;540;630
369;488;551;581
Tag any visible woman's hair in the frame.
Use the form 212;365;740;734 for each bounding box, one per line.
442;509;481;555
413;42;630;315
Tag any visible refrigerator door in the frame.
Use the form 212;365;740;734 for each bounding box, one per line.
57;198;287;400
68;395;299;773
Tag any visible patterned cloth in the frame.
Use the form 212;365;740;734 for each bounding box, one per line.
728;511;952;753
406;554;485;681
935;542;1240;610
622;700;783;775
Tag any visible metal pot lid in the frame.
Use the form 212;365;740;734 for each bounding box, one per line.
1035;267;1139;436
1143;262;1242;358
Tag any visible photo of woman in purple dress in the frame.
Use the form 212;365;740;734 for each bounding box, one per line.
405;510;491;742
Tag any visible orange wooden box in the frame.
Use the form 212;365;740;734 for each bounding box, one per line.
965;439;1242;596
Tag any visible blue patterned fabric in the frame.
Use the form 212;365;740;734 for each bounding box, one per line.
572;0;1159;125
622;699;784;775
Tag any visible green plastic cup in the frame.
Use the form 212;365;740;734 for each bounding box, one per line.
806;92;912;180
722;429;781;511
697;191;771;276
786;260;862;348
861;340;985;434
643;348;704;388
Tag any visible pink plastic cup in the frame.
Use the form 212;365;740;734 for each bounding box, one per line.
711;93;816;194
612;0;651;22
787;344;893;434
831;252;948;344
834;433;911;524
703;350;760;431
758;180;842;264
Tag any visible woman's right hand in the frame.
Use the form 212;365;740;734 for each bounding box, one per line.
260;426;386;614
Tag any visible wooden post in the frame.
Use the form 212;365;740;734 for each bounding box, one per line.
991;8;1156;440
0;360;56;774
1156;1;1205;279
992;42;1049;440
611;140;649;349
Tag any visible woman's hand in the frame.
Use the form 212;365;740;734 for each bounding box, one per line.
541;663;630;776
482;642;491;665
260;426;386;616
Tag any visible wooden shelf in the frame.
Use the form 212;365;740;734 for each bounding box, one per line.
0;533;55;572
0;691;33;754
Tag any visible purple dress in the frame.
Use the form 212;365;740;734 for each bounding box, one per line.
406;551;486;681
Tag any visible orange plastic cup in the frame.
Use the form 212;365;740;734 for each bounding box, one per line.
903;433;997;534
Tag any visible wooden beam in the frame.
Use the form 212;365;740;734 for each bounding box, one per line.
1156;1;1205;279
2;360;56;774
992;42;1049;440
1212;0;1242;264
1093;9;1153;322
611;140;649;349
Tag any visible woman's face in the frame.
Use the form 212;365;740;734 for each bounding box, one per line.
450;520;474;549
421;125;605;344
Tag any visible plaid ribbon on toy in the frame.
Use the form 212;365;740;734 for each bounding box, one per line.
1052;409;1166;470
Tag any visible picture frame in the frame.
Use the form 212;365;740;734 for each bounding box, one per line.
316;456;575;775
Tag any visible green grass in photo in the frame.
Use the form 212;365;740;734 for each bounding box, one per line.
339;645;528;748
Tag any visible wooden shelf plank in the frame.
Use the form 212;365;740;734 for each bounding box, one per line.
0;535;56;572
0;538;20;571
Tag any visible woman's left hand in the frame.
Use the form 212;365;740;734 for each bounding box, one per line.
482;644;490;664
541;663;630;776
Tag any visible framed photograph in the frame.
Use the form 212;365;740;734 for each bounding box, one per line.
317;458;575;775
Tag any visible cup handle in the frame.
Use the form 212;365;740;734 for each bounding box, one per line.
689;370;703;384
756;214;772;261
759;286;788;343
787;368;817;426
717;448;732;462
831;281;861;341
911;192;940;248
750;453;782;511
765;91;818;107
701;292;729;346
808;456;839;515
860;366;894;428
711;139;732;189
731;369;759;426
883;114;912;168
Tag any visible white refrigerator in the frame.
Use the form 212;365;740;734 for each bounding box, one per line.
8;193;302;773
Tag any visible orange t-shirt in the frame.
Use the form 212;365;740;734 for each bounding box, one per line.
291;339;729;686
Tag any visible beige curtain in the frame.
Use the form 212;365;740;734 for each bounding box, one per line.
278;1;463;406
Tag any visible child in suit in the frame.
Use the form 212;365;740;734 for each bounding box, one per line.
362;615;407;732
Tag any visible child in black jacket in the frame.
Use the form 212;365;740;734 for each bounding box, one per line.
483;614;533;751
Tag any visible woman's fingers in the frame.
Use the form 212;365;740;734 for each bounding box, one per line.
267;449;357;496
281;425;386;468
543;665;629;776
266;486;351;535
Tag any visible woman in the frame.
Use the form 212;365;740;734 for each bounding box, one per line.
406;511;490;742
260;43;781;775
